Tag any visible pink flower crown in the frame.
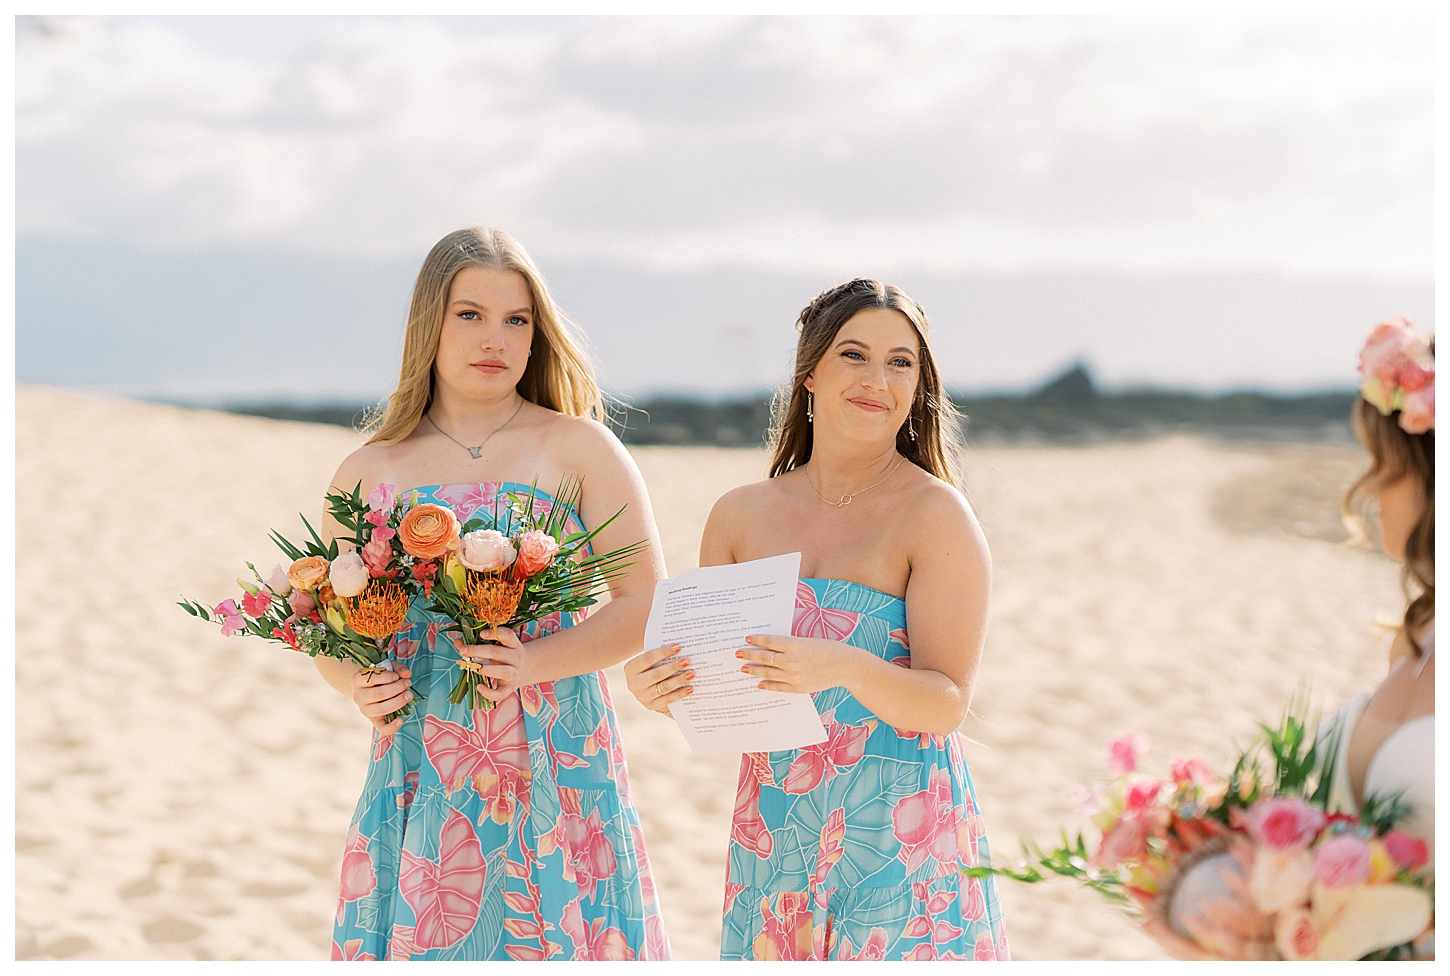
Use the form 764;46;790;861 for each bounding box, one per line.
1359;318;1434;434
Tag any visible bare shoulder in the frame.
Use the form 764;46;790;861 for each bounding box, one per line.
330;440;392;495
546;413;640;482
709;475;785;522
900;471;989;568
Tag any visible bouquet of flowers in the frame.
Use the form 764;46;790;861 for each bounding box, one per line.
179;482;426;720
421;477;648;711
966;698;1434;960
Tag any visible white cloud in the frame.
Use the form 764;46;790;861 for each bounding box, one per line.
16;14;1434;275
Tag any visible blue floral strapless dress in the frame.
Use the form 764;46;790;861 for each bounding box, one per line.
330;483;670;961
720;578;1009;961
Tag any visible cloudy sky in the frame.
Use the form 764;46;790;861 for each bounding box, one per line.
15;14;1434;402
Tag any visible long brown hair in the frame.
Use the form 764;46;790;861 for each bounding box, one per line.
1344;398;1435;654
767;278;964;489
364;228;605;445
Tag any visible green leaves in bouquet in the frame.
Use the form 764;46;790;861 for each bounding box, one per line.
962;831;1130;908
1358;790;1414;836
1208;684;1335;823
268;481;369;562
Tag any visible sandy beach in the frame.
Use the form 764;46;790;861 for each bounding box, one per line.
15;385;1404;961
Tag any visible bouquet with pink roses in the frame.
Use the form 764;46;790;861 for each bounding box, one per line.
421;477;649;710
966;698;1433;960
179;482;429;720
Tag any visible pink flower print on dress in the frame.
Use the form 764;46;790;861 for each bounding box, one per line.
431;483;499;521
723;882;746;912
422;697;532;824
814;807;847;888
397;807;486;950
560;897;635;960
973;930;998;961
388;925;420;962
559;808;618;902
837;927;889;961
732;760;774;858
959;874;986;921
391;635;420;661
891;766;961;875
397;770;419;809
373;732;393;762
331;938;378;961
752;892;813;961
792;581;859;641
783;712;876;793
338;825;378;903
645;913;671;960
630;823;658;906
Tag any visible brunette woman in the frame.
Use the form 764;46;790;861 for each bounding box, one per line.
317;228;670;960
626;279;1009;960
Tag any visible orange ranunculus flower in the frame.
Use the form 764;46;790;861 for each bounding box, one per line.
398;503;460;559
286;555;331;592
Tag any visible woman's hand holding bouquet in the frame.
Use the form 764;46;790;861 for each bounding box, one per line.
180;482;426;721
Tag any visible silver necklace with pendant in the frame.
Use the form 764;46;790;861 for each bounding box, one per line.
427;399;525;459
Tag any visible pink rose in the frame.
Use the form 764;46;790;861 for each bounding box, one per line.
1248;847;1315;913
368;483;396;513
457;529;517;573
241;588;273;617
1107;731;1150;774
514;529;560;579
264;563;293;597
1243;797;1326;851
287;588;320;622
1400;384;1434;435
1313;834;1372;890
361;537;393;578
1123;777;1163;814
1274;906;1320;960
1170;756;1215;788
1381;830;1429;872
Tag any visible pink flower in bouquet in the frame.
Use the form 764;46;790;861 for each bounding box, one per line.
1313;834;1371;890
368;483;396;513
329;552;370;599
214;599;247;636
287;588;320;622
1092;815;1151;869
361;537;393;578
1274;906;1321;960
514;530;560;578
1169;756;1215;788
264;563;292;597
1242;797;1326;851
1381;830;1429;872
271;620;301;650
1249;846;1315;913
1107;731;1150;774
241;588;273;617
1123;777;1164;814
372;524;396;542
412;559;438;597
457;529;517;573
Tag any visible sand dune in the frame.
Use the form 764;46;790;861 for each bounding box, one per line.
15;385;1402;960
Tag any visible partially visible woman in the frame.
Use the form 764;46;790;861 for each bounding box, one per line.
1145;319;1434;960
626;278;1009;960
1324;320;1434;850
316;228;670;960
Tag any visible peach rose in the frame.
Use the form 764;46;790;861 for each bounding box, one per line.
286;555;330;592
1249;847;1314;913
514;529;560;578
329;552;370;599
398;503;460;559
457;529;517;573
1274;907;1320;960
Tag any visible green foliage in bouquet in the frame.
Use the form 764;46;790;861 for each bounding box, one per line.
426;476;650;710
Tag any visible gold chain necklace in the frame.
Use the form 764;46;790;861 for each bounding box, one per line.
804;454;907;508
427;399;524;459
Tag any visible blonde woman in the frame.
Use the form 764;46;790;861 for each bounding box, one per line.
625;279;1009;960
316;228;670;960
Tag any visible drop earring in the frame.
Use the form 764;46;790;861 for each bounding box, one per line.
807;392;814;423
908;413;917;441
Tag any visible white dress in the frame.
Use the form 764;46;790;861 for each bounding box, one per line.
1319;626;1435;858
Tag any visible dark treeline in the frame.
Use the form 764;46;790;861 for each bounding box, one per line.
224;364;1358;447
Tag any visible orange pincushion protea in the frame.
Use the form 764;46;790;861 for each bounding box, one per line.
343;580;411;639
463;570;526;627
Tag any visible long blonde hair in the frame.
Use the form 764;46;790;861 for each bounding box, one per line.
767;278;965;489
365;228;604;445
1344;396;1435;654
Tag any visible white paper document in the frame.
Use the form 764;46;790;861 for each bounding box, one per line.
642;552;828;755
